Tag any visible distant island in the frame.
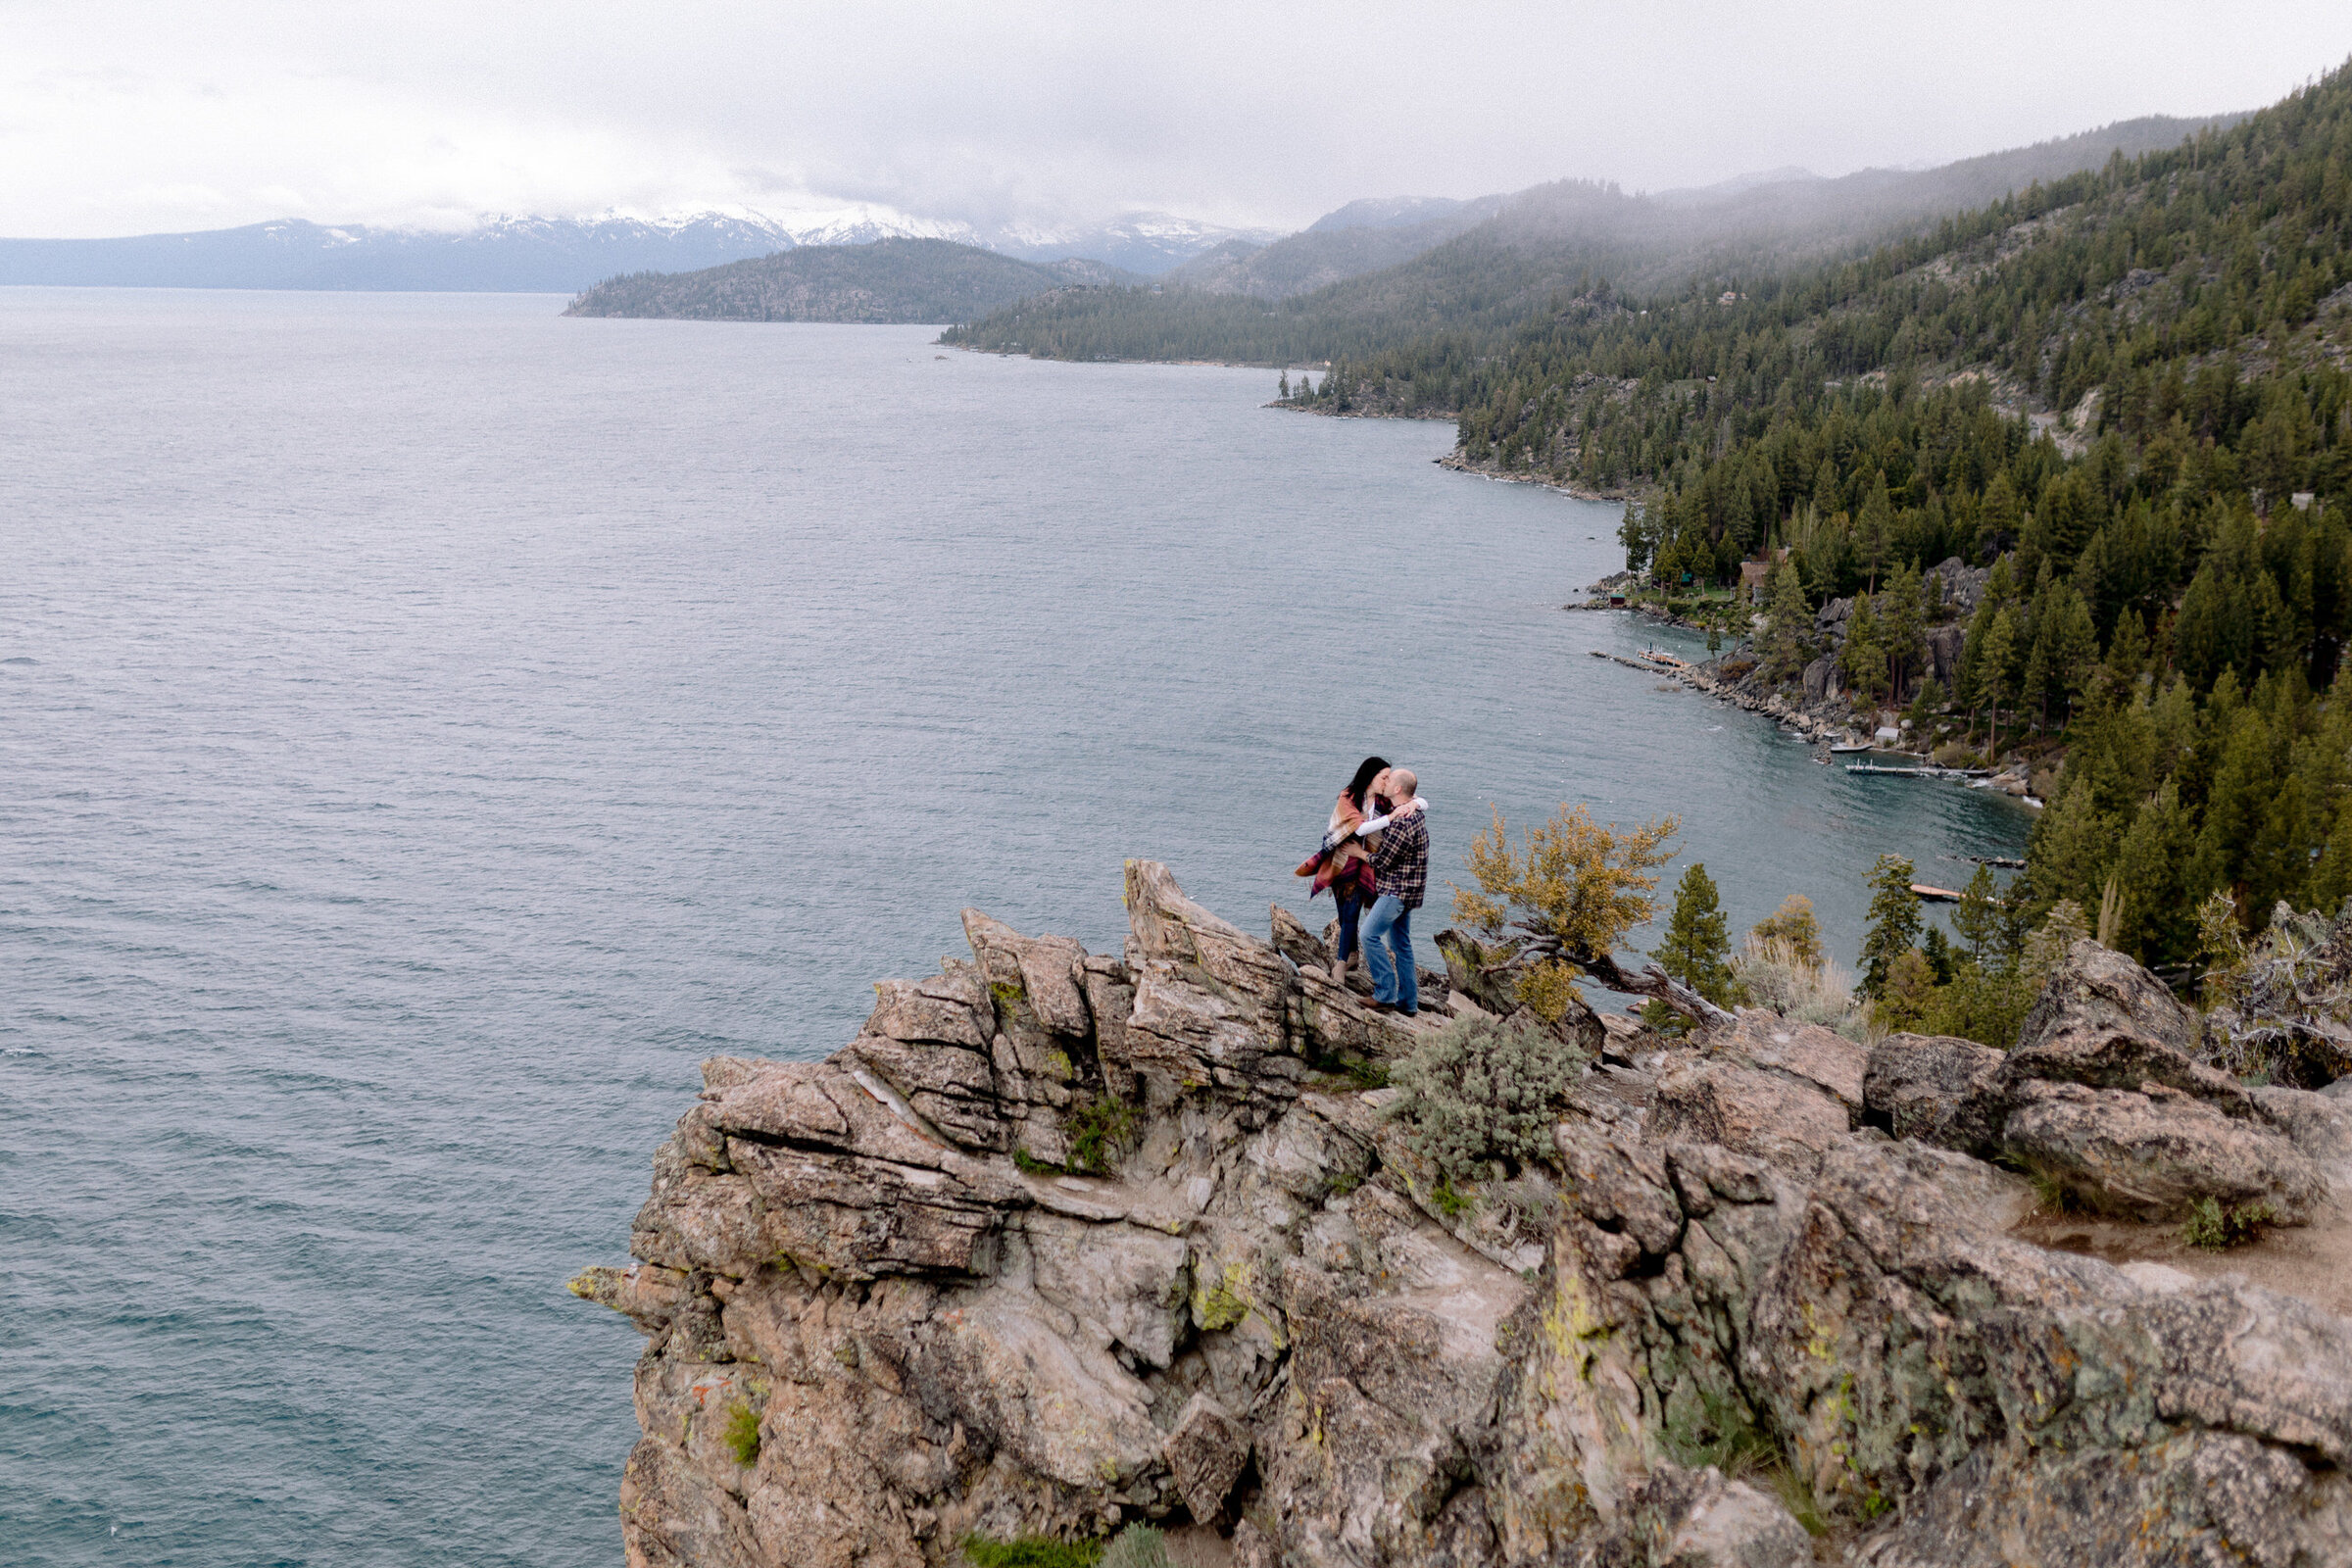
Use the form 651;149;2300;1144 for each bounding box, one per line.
561;238;1137;323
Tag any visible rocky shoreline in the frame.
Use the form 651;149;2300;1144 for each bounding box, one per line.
1435;451;1636;503
577;861;2352;1568
1587;649;1861;748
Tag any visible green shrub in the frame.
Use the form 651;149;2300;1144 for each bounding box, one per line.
1063;1096;1138;1175
962;1537;1105;1568
721;1401;761;1466
2181;1196;2277;1250
1385;1012;1584;1189
1660;1381;1775;1476
1099;1526;1169;1568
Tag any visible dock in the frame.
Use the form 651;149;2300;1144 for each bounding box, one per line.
1911;884;1963;903
1844;763;1992;778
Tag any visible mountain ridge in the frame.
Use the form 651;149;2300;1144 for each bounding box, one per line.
944;112;2246;367
0;208;1276;293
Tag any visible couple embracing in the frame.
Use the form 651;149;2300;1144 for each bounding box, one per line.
1293;756;1428;1016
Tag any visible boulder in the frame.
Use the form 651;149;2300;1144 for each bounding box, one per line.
1649;1058;1850;1177
1926;621;1965;687
2015;938;2200;1058
1863;1032;2003;1149
1716;1007;1868;1112
863;975;993;1050
1927;556;1990;616
1621;1466;1813;1568
1869;944;2332;1224
1163;1393;1250;1523
1269;903;1329;972
1996;1079;2328;1222
964;909;1094;1040
1123;860;1303;1105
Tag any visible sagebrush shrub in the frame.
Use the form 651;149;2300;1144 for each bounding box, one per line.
1098;1526;1168;1568
1386;1013;1584;1187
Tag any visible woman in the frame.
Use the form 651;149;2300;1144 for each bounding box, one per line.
1294;755;1389;980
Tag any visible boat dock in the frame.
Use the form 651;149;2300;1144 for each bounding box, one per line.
1844;762;1992;778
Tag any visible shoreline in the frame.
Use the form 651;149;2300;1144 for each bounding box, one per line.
1591;645;1863;748
1437;450;1640;503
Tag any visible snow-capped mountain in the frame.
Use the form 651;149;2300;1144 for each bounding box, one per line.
986;212;1285;275
0;205;1280;292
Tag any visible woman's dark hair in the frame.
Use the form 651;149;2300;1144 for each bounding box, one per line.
1344;756;1390;810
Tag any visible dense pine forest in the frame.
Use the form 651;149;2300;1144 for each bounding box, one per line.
1438;64;2352;982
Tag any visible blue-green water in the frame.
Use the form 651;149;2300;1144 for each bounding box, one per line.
0;289;2030;1565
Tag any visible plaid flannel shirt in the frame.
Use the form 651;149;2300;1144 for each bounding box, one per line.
1370;807;1429;908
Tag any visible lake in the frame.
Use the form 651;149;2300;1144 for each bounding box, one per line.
0;289;2029;1565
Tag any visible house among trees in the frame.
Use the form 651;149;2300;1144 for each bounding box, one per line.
1740;546;1792;603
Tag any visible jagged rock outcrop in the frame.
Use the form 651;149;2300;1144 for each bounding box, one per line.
1864;941;2338;1223
580;876;2352;1568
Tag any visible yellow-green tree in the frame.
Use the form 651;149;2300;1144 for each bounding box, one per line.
1749;893;1824;967
1454;805;1728;1021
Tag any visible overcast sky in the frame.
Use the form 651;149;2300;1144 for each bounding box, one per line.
6;1;2350;238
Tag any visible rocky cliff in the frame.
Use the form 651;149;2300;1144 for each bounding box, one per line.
575;860;2352;1568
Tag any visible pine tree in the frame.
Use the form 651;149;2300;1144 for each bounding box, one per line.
1619;501;1653;577
1855;480;1893;594
1980;608;2018;757
1279;370;1291;399
1884;561;1928;703
1655;862;1736;1004
1953;862;2002;963
1843;592;1889;706
1860;854;1923;997
2052;584;2099;725
1810;459;1840;521
1978;471;2023;557
1878;949;1939;1031
1762;561;1812;683
2112;781;2190;960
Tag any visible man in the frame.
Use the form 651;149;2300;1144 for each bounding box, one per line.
1357;767;1426;1016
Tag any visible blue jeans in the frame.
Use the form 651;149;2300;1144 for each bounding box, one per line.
1362;895;1418;1012
1335;892;1364;961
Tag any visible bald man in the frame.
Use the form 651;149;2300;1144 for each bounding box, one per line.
1357;768;1427;1015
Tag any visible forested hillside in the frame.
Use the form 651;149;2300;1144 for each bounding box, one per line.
941;115;2232;378
1444;64;2352;975
1157;197;1504;300
564;239;1132;323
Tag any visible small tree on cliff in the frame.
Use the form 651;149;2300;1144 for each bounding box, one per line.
1451;805;1728;1021
1655;862;1735;1005
1859;854;1922;997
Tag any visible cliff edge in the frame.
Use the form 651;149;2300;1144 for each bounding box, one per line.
575;860;2352;1568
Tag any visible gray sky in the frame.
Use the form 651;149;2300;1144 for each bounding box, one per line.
6;0;2349;237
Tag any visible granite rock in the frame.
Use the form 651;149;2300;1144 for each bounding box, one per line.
580;868;2352;1568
